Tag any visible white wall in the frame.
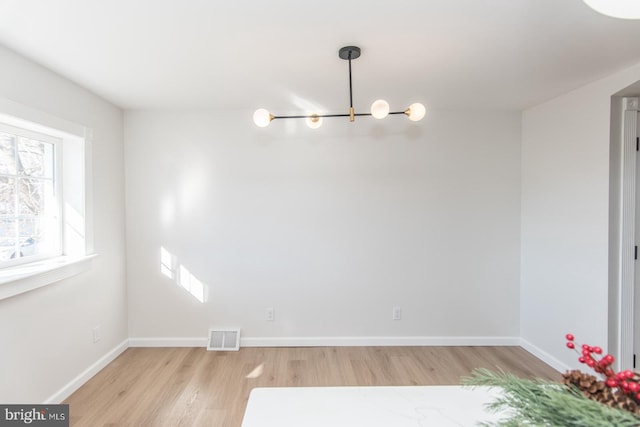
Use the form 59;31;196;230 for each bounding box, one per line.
521;62;640;370
125;109;522;344
0;45;126;402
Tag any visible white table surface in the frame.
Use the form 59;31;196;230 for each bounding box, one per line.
241;385;505;427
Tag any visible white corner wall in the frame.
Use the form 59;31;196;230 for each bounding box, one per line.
0;45;126;402
521;62;640;371
125;109;522;344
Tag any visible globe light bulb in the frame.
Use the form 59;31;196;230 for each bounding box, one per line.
583;0;640;19
406;103;426;122
253;109;272;127
370;99;390;119
306;114;323;129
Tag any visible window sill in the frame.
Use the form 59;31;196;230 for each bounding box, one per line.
0;254;96;300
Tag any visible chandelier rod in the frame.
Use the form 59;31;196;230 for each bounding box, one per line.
272;111;406;120
348;49;354;115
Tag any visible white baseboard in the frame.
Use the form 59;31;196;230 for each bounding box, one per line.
44;339;129;404
241;336;520;347
128;336;519;348
129;337;208;347
519;338;570;373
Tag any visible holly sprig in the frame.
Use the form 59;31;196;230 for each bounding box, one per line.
566;333;640;399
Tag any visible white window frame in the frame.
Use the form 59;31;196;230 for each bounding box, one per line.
0;122;63;267
0;98;95;300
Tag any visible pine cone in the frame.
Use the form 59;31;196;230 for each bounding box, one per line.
562;370;640;415
562;369;602;400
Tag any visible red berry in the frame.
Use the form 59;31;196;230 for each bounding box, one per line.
582;349;591;357
617;372;627;380
593;346;603;354
604;355;615;363
625;370;635;379
582;344;590;351
566;342;575;349
606;369;615;377
636;393;640;401
566;334;574;341
629;382;640;393
621;381;630;391
587;359;596;368
606;378;618;388
579;356;586;363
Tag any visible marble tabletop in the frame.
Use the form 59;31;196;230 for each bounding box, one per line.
241;385;506;427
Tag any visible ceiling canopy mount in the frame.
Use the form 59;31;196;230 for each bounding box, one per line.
338;46;361;60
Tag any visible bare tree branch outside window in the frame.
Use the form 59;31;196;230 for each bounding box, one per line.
0;131;58;262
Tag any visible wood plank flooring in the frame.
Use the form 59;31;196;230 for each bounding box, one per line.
65;346;559;427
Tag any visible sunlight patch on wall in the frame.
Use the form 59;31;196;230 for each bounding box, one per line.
160;246;206;303
179;264;205;303
160;246;174;279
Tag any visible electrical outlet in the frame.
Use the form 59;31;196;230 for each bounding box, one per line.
392;307;402;320
266;308;275;321
93;325;102;343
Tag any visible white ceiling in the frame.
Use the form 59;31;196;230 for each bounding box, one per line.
1;0;640;112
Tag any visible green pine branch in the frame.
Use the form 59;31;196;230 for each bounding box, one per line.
461;368;640;427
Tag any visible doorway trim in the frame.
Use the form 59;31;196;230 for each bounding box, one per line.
611;97;638;370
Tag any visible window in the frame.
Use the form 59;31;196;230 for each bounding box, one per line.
0;123;61;266
0;99;94;300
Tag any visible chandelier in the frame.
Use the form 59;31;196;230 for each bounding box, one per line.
253;46;426;129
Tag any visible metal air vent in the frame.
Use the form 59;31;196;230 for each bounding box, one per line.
207;328;240;351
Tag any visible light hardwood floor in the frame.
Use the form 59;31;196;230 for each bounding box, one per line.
65;346;559;426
